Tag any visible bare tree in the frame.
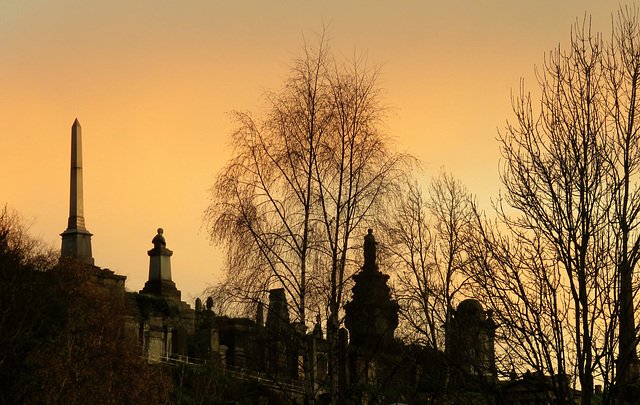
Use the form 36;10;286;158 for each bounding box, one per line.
206;35;330;324
382;171;473;350
476;13;640;404
0;206;57;403
382;181;437;347
315;54;411;402
0;206;172;404
602;7;640;401
500;24;611;404
205;35;331;401
485;9;640;404
205;33;410;403
467;206;577;403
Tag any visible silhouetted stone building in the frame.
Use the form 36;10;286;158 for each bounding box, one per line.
345;229;398;351
446;298;497;383
57;120;199;363
51;120;511;403
133;229;194;361
344;228;403;394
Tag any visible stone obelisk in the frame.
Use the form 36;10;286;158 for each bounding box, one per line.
61;119;94;265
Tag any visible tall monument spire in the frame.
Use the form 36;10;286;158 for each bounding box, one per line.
61;119;94;265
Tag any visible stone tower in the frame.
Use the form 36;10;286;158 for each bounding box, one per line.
344;229;398;350
141;228;182;301
446;299;497;381
60;119;94;265
265;288;295;376
266;288;290;330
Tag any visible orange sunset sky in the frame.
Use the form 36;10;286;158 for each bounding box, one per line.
0;1;622;301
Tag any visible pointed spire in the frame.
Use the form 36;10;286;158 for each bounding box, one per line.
68;119;86;230
61;119;94;265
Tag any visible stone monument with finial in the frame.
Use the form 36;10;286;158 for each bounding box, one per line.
140;228;182;300
344;228;399;350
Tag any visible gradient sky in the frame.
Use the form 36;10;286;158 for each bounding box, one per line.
0;1;622;301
